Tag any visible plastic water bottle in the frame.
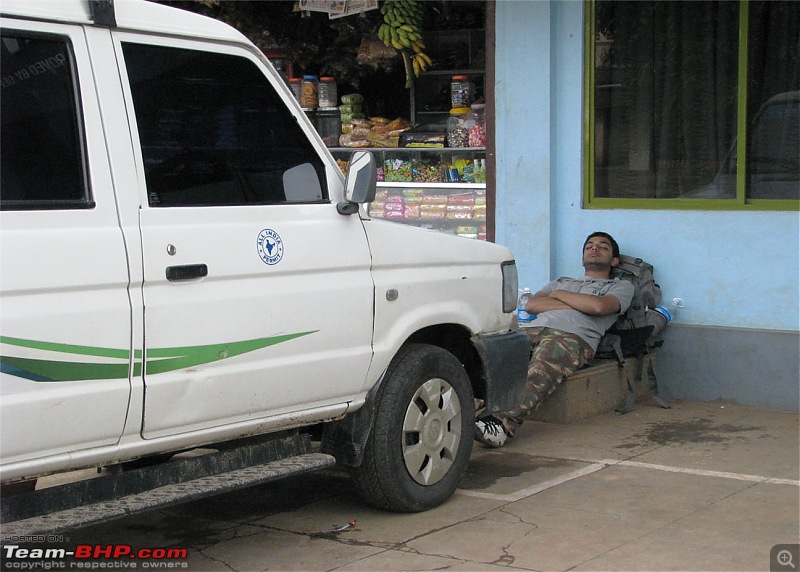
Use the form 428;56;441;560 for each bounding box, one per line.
670;297;685;319
651;298;683;330
517;288;535;327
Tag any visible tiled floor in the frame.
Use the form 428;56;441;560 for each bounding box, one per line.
27;400;800;571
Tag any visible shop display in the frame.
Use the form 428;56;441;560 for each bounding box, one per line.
332;147;487;240
472;159;487;183
410;28;486;125
300;75;319;108
338;116;412;148
288;77;302;103
446;107;471;148
369;188;485;223
399;128;446;148
339;93;365;124
316;107;341;147
318;76;337;108
467;103;486;147
292;18;489;240
450;75;474;108
303;107;316;128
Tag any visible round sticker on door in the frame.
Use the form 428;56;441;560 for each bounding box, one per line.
257;229;284;266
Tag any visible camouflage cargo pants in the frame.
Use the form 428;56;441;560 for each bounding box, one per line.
500;327;594;435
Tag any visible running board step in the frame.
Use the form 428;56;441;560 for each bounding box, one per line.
2;452;335;538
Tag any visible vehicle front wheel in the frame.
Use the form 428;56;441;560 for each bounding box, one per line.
351;343;475;512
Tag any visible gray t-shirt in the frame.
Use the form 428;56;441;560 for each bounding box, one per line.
530;276;635;352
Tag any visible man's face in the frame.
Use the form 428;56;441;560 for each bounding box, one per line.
582;236;618;270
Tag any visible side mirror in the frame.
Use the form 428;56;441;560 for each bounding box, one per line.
338;151;377;215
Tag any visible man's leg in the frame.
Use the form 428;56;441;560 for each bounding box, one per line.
476;327;593;445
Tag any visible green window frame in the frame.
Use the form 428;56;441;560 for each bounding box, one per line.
583;0;799;211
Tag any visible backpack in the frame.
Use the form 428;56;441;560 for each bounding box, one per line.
595;254;671;413
596;254;667;361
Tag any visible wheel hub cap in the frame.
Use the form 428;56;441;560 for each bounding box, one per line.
402;377;462;485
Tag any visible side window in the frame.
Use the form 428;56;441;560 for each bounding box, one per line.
122;43;328;207
0;32;90;210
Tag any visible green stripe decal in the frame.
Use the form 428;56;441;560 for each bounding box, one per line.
0;336;131;359
0;357;130;382
0;332;317;382
143;332;315;375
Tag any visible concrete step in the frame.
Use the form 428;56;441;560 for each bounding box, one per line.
530;353;661;423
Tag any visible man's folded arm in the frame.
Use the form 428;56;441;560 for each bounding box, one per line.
543;290;622;316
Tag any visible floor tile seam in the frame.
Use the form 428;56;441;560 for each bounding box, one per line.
456;456;798;504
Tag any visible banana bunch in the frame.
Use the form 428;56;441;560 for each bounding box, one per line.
377;0;432;87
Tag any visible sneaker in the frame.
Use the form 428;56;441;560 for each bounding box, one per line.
474;416;508;448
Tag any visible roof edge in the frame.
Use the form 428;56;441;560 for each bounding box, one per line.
1;0;250;45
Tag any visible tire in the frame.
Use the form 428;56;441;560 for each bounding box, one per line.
351;343;475;512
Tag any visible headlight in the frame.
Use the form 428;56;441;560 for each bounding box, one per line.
501;260;518;313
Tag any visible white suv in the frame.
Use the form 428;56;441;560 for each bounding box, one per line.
0;0;530;531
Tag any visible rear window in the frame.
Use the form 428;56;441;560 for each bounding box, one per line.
1;32;90;210
122;43;328;207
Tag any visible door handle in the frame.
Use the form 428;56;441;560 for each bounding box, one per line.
166;264;208;281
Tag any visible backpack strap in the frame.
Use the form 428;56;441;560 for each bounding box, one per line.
615;349;672;414
647;356;671;410
596;333;625;366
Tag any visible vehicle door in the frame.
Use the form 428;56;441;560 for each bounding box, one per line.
0;22;133;466
113;34;375;438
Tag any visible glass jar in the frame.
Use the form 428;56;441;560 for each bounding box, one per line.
446;107;471;148
318;76;337;108
450;75;472;108
300;75;319;108
466;103;486;147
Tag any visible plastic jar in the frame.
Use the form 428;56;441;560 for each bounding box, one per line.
318;76;337;108
450;75;472;108
446;107;471;148
466;103;486;147
288;78;302;103
302;108;316;129
300;75;319;108
316;107;341;147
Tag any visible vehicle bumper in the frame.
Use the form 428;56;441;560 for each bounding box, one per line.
472;329;532;414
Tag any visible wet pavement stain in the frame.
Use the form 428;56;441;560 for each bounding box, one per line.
618;417;765;448
461;452;577;489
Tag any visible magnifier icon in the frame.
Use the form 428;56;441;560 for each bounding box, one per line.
778;550;796;569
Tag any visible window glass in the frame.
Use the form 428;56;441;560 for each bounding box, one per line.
593;1;739;199
745;2;799;200
1;33;89;209
591;0;799;204
122;43;327;207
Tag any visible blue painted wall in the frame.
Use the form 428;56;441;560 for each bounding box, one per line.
492;1;799;408
494;0;799;332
